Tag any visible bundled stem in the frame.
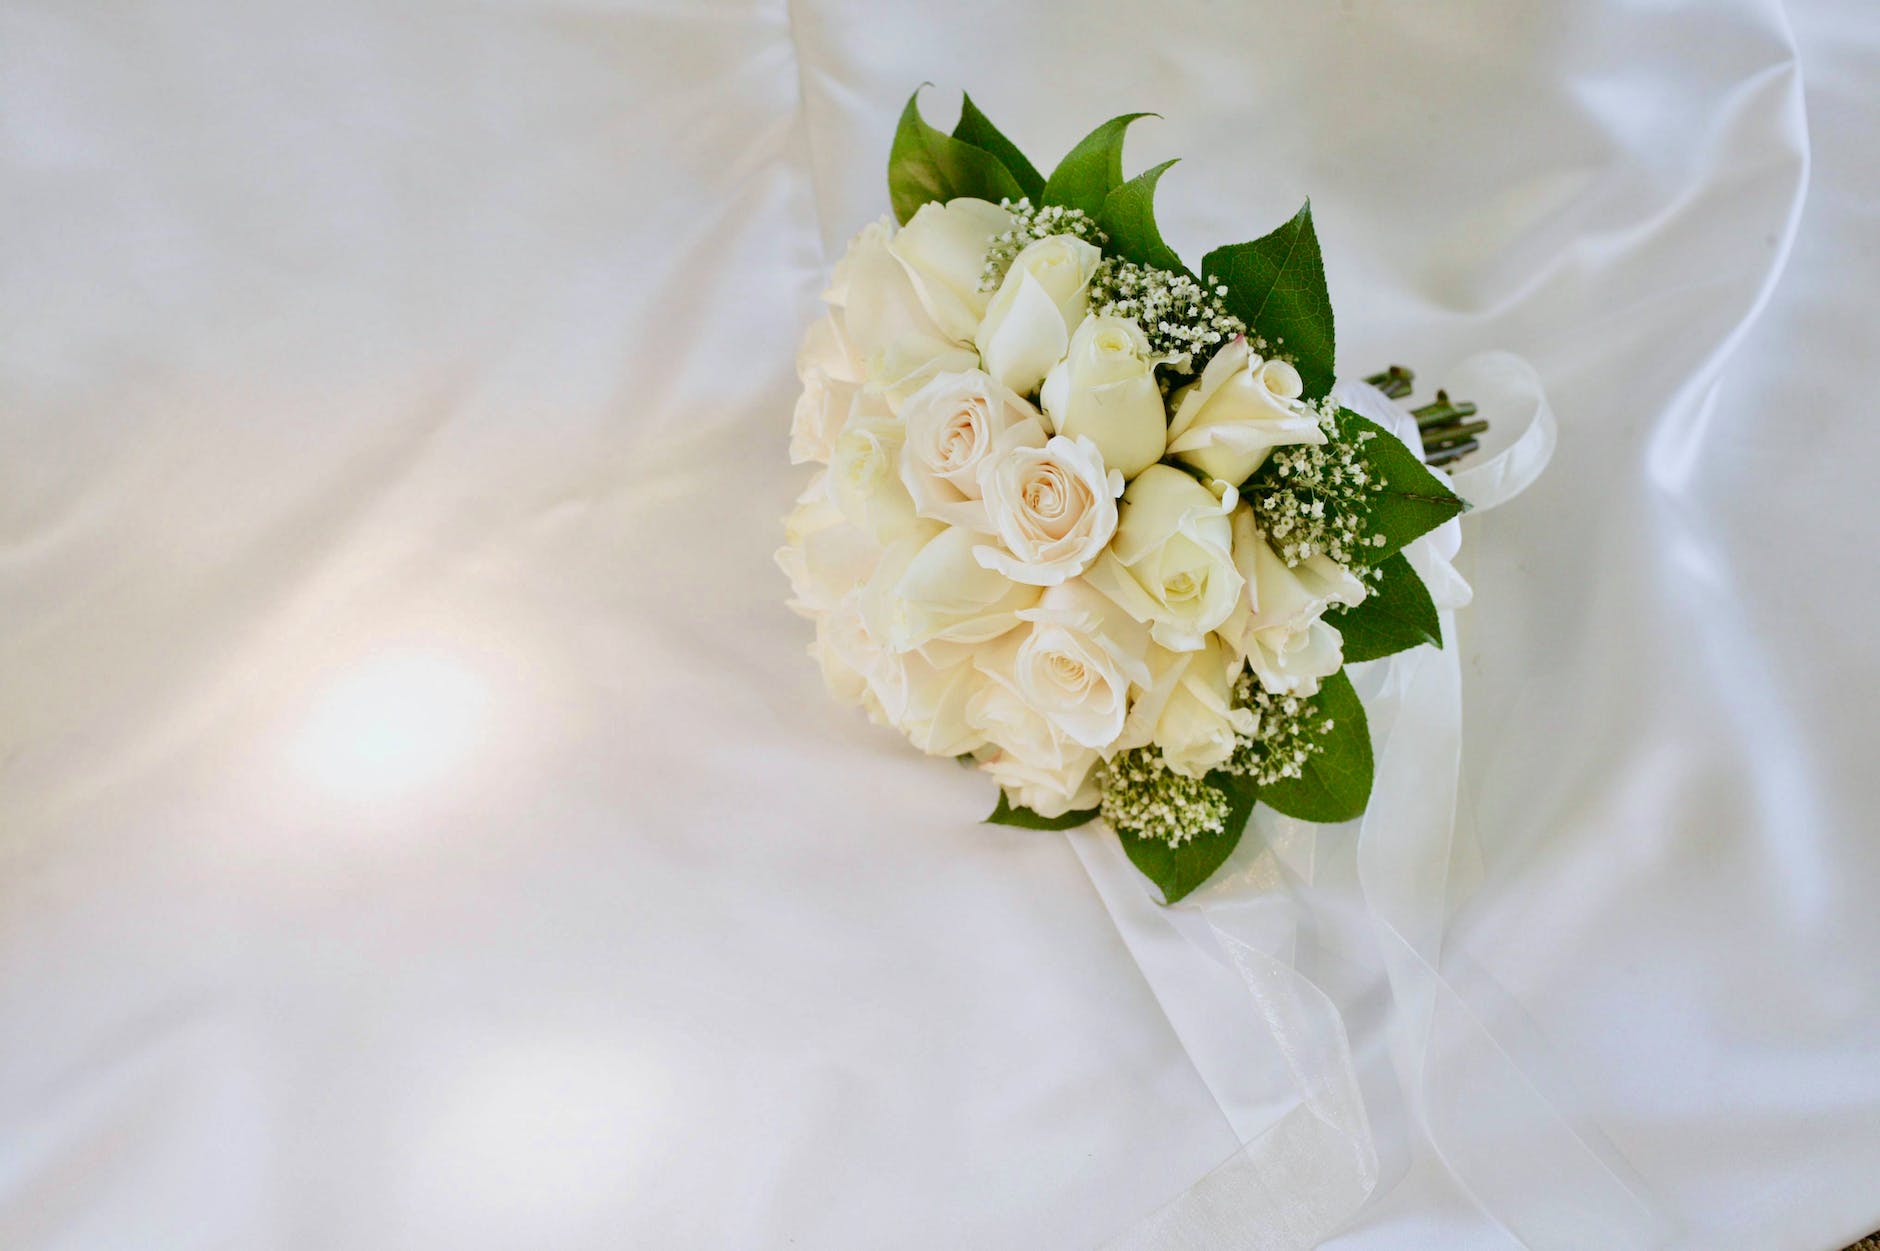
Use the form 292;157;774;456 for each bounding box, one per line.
1366;373;1489;467
1364;365;1415;399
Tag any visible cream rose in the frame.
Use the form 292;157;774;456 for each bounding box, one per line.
809;572;985;760
1039;314;1168;479
886;524;1041;653
789;313;865;465
834;219;977;408
965;666;1101;819
1223;505;1367;696
1085;464;1243;651
1113;636;1255;778
815;586;899;721
978;746;1100;819
874;648;988;758
1165;336;1326;486
776;473;881;618
974;234;1102;397
889;198;1014;343
827;406;922;544
898;370;1047;529
973;434;1123;587
977;580;1151;751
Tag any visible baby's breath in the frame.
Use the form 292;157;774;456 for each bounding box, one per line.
979;200;1249;381
1099;669;1335;847
1099;749;1230;848
1243;401;1388;567
1221;671;1334;787
1088;260;1250;378
980;198;1108;291
1099;668;1340;846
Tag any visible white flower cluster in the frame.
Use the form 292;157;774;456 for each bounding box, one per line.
1243;404;1388;567
1089;259;1249;379
779;196;1370;829
1099;748;1230;846
1223;671;1333;787
978;198;1108;293
1098;657;1343;849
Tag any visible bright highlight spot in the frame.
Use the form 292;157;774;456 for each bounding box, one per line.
291;651;490;801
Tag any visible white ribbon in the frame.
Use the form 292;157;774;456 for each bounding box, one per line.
1442;351;1560;516
1075;354;1670;1248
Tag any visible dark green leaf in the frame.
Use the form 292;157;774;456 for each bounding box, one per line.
888;88;1023;226
1332;552;1442;663
1118;772;1258;905
1040;112;1154;217
986;790;1097;831
1095;158;1188;275
952;92;1044;201
1337;408;1467;562
1201;202;1336;398
1259;669;1373;824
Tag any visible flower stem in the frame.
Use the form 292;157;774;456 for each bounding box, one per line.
1412;391;1480;428
1425;439;1479;467
1364;365;1415;399
1365;377;1492;466
1422;419;1488;450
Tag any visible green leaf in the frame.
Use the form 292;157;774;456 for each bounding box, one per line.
888;88;1023;226
1201;202;1336;398
1259;669;1373;824
986;790;1098;831
1337;408;1467;562
1332;552;1442;663
952;93;1044;201
1119;772;1259;904
1095;158;1189;275
1040;112;1155;217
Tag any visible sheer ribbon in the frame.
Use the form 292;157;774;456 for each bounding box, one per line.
1074;353;1669;1248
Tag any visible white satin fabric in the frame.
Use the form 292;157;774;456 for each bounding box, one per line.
3;1;1878;1249
1079;361;1646;1250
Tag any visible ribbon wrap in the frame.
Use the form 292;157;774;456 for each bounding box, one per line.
1074;353;1670;1249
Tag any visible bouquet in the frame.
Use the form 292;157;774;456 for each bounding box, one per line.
779;89;1489;903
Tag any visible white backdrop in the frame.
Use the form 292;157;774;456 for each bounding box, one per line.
2;1;1876;1248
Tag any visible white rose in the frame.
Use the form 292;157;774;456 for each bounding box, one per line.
888;198;1015;343
822;216;881;306
965;670;1071;768
1165;336;1326;486
1223;505;1367;696
790;313;865;464
834;219;977;408
898;370;1048;529
875;648;988;758
965;665;1101;818
870;340;982;410
814;591;885;715
810;577;984;761
973;434;1123;587
1114;636;1255;778
974;234;1102;397
1040;314;1168;479
978;580;1151;751
827;406;923;543
886;524;1041;653
1085;464;1243;651
979;746;1100;819
776;473;880;618
797;537;992;759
